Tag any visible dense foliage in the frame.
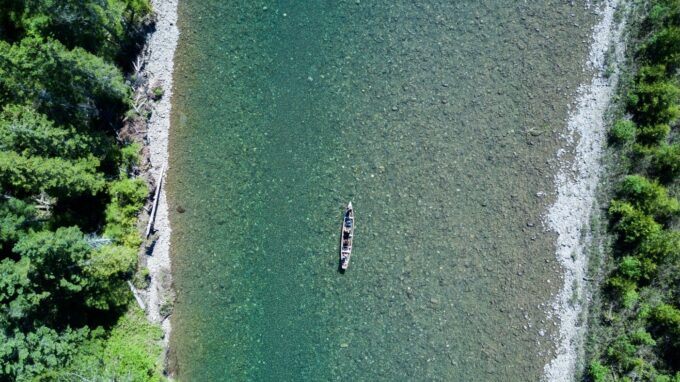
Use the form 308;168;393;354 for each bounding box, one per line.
587;0;680;380
0;1;162;380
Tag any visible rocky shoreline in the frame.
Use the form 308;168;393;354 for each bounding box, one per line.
542;1;627;380
129;0;179;368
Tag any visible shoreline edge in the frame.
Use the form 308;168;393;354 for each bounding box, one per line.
542;0;626;381
136;0;179;367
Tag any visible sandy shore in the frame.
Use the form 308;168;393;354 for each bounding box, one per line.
542;1;626;380
134;0;179;356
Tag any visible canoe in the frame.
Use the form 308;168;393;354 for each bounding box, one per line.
340;202;354;270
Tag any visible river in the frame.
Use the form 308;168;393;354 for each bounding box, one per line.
168;1;599;380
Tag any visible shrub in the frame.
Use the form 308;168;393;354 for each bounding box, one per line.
619;256;643;280
610;119;636;143
631;329;657;346
133;267;151;289
637;124;671;144
588;360;611;382
651;303;680;336
608;276;639;308
652;143;680;179
643;27;680;70
104;177;148;247
629;76;680;125
618;175;679;219
609;200;663;243
151;86;164;101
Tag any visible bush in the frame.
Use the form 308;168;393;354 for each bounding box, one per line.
643;27;680;70
588;360;611;382
151;86;164;101
608;276;639;308
631;329;656;346
637;123;671;144
64;307;163;382
610;119;637;143
651;304;680;336
618;175;679;219
609;200;663;243
652;143;680;179
629;74;680;125
104;177;148;247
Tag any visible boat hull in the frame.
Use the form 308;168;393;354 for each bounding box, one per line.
340;202;354;270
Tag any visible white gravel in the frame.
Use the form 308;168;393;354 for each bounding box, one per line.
138;0;179;352
542;1;626;381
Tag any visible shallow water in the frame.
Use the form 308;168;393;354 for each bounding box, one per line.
168;1;599;380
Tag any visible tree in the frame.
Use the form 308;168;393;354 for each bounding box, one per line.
0;326;88;381
643;27;680;70
618;175;679;219
637;123;671;144
609;200;663;244
0;37;130;128
0;257;47;327
610;119;636;144
0;196;36;250
104;177;147;247
629;67;680;126
652;143;680;179
0;150;105;196
12;227;91;302
0;104;91;159
13;0;152;67
83;244;135;310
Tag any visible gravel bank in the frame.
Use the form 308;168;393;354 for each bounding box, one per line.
543;1;626;380
135;0;179;357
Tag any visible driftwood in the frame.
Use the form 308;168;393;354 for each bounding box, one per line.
127;281;146;311
145;164;165;239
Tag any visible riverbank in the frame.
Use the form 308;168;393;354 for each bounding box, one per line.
543;1;628;380
134;0;179;364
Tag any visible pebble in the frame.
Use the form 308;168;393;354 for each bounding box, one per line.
430;297;440;304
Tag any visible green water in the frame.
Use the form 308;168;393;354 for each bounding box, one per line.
168;1;599;380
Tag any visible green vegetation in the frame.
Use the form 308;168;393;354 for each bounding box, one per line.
0;1;164;380
586;1;680;380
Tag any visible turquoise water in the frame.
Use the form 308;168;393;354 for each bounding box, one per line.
168;1;599;380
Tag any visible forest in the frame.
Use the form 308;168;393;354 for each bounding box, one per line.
0;0;164;380
587;0;680;381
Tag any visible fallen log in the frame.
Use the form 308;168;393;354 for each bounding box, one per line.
145;164;165;239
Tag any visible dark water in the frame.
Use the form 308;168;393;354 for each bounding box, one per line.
168;1;599;380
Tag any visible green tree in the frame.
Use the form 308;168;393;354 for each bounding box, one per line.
637;123;671;145
0;196;36;250
610;119;637;144
651;303;680;336
609;200;663;243
104;177;147;247
618;175;679;219
0;104;91;159
629;70;680;125
652;143;680;179
0;326;88;382
0;37;130;127
643;27;680;70
12;227;91;301
83;244;135;310
0;257;47;327
0;150;105;196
